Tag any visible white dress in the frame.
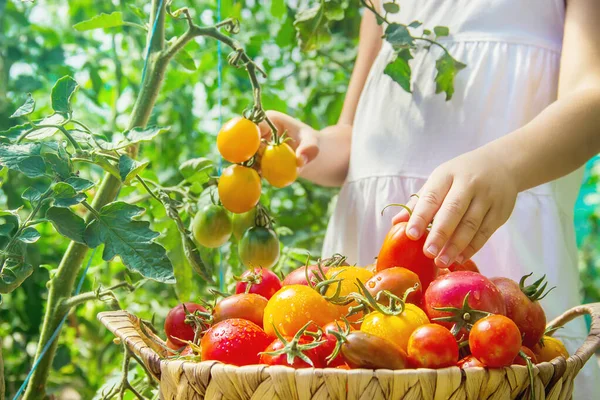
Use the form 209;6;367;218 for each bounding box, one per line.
322;0;599;396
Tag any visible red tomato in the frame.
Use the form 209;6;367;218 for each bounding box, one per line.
424;271;507;339
236;267;282;300
489;276;547;348
457;355;484;369
164;303;208;346
365;267;422;305
449;259;480;273
201;319;271;366
212;293;268;328
320;321;349;367
469;315;522;368
282;264;329;287
166;338;182;351
180;344;196;356
407;324;459;369
513;346;538;366
259;335;325;368
376;222;438;290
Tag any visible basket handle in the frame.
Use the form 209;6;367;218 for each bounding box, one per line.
546;302;600;366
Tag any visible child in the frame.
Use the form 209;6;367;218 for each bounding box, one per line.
260;0;600;396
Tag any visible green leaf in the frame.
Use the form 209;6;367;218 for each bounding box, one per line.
73;12;124;31
118;154;149;185
27;114;67;140
22;187;42;204
158;223;193;300
435;52;467;100
44;152;72;179
294;5;331;51
18;227;40;243
64;176;95;192
0;261;34;294
51;76;79;115
46;207;86;243
385;23;414;50
179;157;213;183
271;0;286;18
10;93;35;118
383;3;400;14
0;124;32;141
125;126;170;145
423;29;432;36
0;143;46;178
92;153;120;179
127;5;146;20
324;0;348;21
434;26;450;38
52;182;86;207
174;49;197;71
384;49;413;93
84;202;175;283
409;21;422;28
0;223;15;237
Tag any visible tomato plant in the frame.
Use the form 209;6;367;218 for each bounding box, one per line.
235;267;282;300
261;142;298;188
469;315;522;368
191;204;232;248
212;293;268;328
217;117;261;164
218;164;262;214
407;324;459;369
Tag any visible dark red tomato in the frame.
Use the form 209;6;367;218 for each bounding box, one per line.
320;321;349;367
469;315;522;368
457;355;484;369
282;264;329;287
340;331;408;370
212;293;268;328
376;222;438;291
201;319;271;366
259;335;325;368
407;324;459;369
513;346;538;366
164;302;208;346
424;271;507;339
365;267;422;305
489;276;547;348
235;267;282;300
449;259;480;273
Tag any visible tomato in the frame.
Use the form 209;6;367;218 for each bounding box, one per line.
282;264;329;287
218;165;261;214
376;222;438;290
259;335;324;368
238;226;280;269
490;276;547;348
324;266;374;324
360;304;429;351
457;355;484;369
469;314;522;368
407;324;459;369
261;142;298;188
200;318;271;366
365;267;422;306
217;117;261;164
320;321;350;367
212;293;268;328
335;364;351;370
180;344;196;356
191;204;232;248
166;338;182;354
449;259;480;273
263;285;339;338
231;208;257;240
235;267;282;300
339;331;408;370
164;303;208;346
513;346;538;365
424;271;506;339
532;336;569;362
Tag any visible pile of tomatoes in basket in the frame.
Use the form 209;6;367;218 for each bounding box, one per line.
163;217;570;371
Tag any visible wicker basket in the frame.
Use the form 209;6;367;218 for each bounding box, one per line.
98;302;600;400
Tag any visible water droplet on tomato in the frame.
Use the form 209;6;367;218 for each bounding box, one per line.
367;281;376;288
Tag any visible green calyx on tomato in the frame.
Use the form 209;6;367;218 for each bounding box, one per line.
304;254;352;302
518;272;555;302
191;204;232;248
345;278;417;322
260;321;326;367
430;292;492;338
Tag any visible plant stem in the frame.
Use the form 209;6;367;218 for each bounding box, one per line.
0;336;4;400
18;124;82;150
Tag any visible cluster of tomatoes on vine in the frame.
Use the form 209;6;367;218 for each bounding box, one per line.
191;116;298;269
162;216;568;373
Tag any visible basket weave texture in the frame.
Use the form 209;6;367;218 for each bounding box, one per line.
98;302;600;400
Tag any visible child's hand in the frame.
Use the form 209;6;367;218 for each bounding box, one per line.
392;147;518;268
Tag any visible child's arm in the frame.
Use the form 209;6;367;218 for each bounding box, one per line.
395;0;600;268
259;9;383;187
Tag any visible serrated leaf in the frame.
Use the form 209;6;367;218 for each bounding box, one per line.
118;154;149;185
324;0;347;21
179;157;213;183
409;20;422;28
10;93;35;118
64;176;94;192
51;76;79;115
0;261;34;294
434;26;450;38
73;12;124;31
52;182;86;207
18;227;40;243
383;3;400;14
92;153;120;179
27;114;67;140
125;126;170;144
271;0;286;18
385;23;414;50
294;5;331;51
84;202;175;283
0;223;15;237
435;52;467;100
0;124;32;141
0;143;46;178
384;49;413;93
22;187;42;204
174;49;196;71
46;207;86;243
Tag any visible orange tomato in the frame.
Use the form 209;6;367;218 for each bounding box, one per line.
532;336;569;362
218;165;261;214
324;266;374;324
217;117;261;163
261;142;297;188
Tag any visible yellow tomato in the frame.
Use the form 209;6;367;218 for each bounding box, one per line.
261;142;298;188
217;117;261;164
325;266;374;324
218;165;261;214
532;336;569;362
263;285;339;338
361;306;429;352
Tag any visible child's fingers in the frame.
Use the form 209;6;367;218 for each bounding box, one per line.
456;212;499;261
391;192;420;224
296;130;319;167
406;173;453;241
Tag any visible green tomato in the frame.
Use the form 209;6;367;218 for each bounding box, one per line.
232;208;257;240
192;204;232;248
238;226;280;268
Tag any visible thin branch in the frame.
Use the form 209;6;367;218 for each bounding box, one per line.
135;176;162;202
60;281;135;312
17;124;82;150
